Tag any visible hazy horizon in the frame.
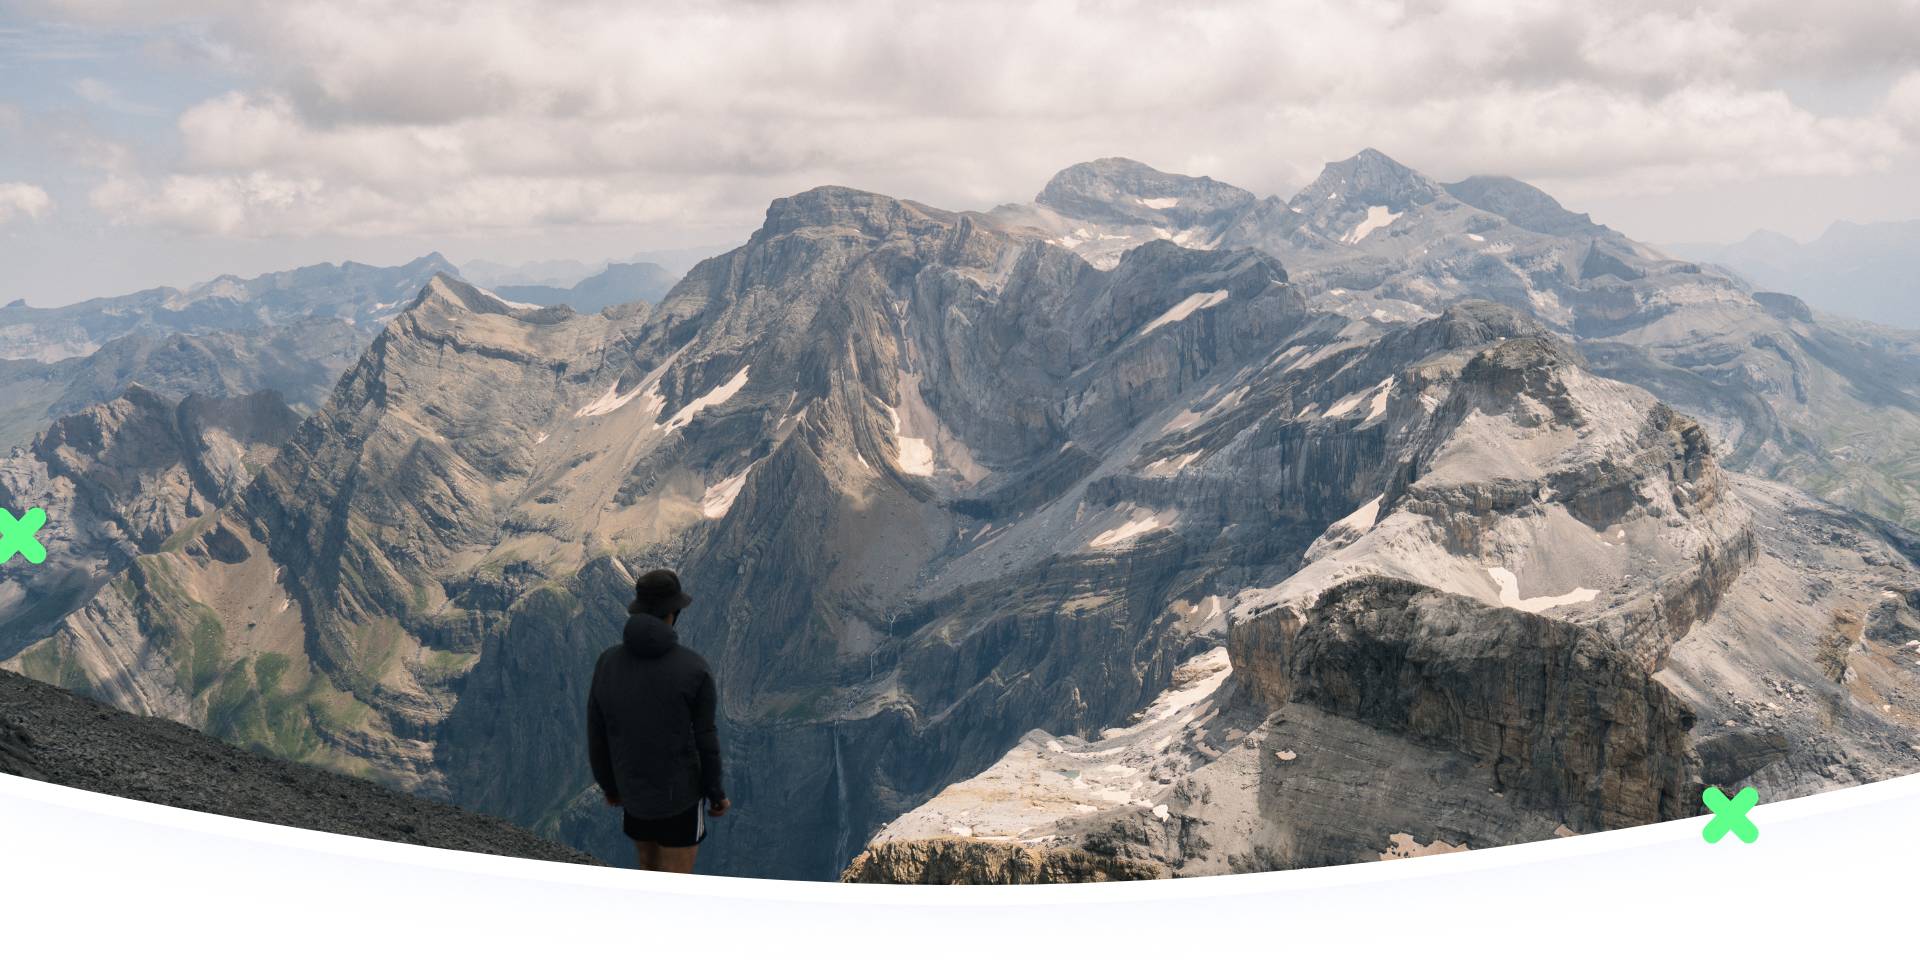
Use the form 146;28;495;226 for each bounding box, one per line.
7;0;1920;307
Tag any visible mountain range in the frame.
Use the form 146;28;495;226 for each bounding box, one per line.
0;253;458;363
0;254;469;450
3;151;1917;883
460;247;727;291
492;262;680;314
987;152;1920;530
1672;221;1920;332
0;323;373;450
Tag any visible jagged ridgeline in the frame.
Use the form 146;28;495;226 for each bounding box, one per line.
7;155;1920;883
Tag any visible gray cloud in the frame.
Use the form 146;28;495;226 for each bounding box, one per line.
8;0;1920;260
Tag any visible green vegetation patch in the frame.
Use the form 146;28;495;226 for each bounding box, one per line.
128;555;230;696
158;512;220;554
415;647;478;685
15;638;92;695
347;617;406;682
204;653;334;762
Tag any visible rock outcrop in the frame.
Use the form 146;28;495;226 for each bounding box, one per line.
1230;577;1696;830
0;386;297;660
841;837;1167;884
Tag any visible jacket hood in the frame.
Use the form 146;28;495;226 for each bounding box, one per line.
621;613;679;659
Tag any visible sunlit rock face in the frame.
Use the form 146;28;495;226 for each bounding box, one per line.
994;150;1920;530
12;165;1920;883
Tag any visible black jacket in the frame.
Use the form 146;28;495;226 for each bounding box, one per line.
587;614;725;819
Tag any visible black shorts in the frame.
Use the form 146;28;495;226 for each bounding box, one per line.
624;801;707;847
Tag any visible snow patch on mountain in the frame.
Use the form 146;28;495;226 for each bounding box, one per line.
1141;289;1230;336
702;467;752;519
1137;197;1180;209
660;366;751;433
1367;378;1394;420
574;380;652;418
1485;566;1599;613
474;287;543;311
1341;206;1401;244
885;404;935;476
1325;377;1394;419
1090;508;1175;548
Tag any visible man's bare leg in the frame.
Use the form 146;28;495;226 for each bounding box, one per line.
656;845;698;874
634;841;663;871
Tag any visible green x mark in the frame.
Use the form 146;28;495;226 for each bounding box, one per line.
1701;785;1760;844
0;507;47;565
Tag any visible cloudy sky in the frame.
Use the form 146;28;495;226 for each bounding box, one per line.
4;0;1920;306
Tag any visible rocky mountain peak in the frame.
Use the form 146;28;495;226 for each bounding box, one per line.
1443;175;1598;237
405;273;517;318
1290;147;1441;214
756;185;952;241
408;251;459;274
1375;299;1552;361
31;382;177;464
29;384;297;484
1035;157;1258;227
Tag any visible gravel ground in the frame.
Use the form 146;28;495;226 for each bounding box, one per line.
0;669;598;865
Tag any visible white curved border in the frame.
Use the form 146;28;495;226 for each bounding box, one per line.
3;771;1914;959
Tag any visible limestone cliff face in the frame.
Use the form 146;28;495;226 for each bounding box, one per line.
1229;577;1696;830
9;276;667;790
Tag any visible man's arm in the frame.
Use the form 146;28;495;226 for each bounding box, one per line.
587;685;618;805
692;672;726;804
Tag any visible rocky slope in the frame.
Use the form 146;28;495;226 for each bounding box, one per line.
0;668;595;863
0;386;297;661
851;304;1919;879
989;152;1920;530
10;172;1919;885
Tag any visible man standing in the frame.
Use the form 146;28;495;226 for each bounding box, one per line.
587;568;729;873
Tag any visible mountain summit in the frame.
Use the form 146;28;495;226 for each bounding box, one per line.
995;151;1920;529
1035;157;1258;229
